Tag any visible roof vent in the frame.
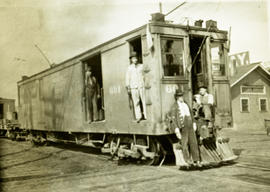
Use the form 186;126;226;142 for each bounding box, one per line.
194;20;203;27
151;13;165;22
21;75;29;80
206;20;218;30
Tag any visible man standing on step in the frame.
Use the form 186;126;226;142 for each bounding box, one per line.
125;52;147;123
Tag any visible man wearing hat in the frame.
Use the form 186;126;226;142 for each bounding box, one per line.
198;86;214;121
85;65;100;123
170;89;201;168
125;52;147;122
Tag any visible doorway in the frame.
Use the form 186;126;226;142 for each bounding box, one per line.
0;103;3;119
190;35;208;95
83;54;105;123
128;36;147;121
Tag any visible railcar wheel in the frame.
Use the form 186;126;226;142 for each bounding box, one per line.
110;136;120;156
139;138;161;165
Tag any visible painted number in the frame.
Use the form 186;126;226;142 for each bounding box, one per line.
165;85;179;93
109;85;121;95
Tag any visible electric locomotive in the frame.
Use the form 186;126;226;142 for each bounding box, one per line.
17;13;236;165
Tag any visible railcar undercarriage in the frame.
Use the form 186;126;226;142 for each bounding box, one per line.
4;126;238;168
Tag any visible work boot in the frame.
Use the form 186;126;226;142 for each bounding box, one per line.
194;161;202;168
179;164;190;171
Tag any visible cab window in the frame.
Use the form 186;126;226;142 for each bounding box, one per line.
211;43;225;76
161;38;184;77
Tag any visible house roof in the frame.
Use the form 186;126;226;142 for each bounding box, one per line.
230;63;270;87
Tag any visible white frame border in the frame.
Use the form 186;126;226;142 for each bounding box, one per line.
259;97;268;112
240;85;266;95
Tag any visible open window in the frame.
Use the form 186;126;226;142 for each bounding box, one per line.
129;36;143;63
161;37;184;77
83;54;105;123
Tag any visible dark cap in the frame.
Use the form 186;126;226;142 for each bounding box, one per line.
174;89;184;97
129;51;138;59
198;85;207;89
86;65;92;70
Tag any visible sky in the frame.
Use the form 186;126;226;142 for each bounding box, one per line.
0;0;269;102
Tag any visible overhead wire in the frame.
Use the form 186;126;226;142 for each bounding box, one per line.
189;0;223;68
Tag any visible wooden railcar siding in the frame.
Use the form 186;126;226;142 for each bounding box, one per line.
19;63;84;132
17;23;231;135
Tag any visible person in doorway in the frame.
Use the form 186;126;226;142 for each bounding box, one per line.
125;52;147;123
85;65;100;123
198;86;214;121
170;89;202;168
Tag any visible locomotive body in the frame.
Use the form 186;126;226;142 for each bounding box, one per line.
17;15;234;164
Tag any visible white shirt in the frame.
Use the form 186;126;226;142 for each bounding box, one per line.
177;101;191;117
201;93;214;105
125;63;144;89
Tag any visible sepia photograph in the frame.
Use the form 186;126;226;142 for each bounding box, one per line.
0;0;270;191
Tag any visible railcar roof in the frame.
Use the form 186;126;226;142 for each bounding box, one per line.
0;97;15;102
18;22;227;84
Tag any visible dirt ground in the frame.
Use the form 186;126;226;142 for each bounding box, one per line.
1;129;270;192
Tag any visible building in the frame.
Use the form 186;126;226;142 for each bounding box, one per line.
0;98;17;132
230;63;270;130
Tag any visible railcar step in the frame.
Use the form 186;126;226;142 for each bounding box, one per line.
89;140;104;143
133;144;149;149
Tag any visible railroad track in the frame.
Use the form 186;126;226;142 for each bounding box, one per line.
1;138;270;192
236;162;270;171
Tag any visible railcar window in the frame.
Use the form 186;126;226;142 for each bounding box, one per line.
211;44;225;76
161;38;184;77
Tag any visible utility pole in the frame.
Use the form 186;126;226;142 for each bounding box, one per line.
34;44;53;67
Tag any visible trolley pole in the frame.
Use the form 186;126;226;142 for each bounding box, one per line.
34;44;53;67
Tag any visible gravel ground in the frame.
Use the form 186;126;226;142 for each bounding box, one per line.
0;129;270;192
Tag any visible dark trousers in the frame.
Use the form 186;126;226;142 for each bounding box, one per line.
182;116;200;162
86;87;98;121
202;104;212;121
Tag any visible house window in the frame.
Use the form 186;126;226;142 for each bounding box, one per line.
240;98;249;112
241;85;265;94
211;43;225;76
259;98;268;112
161;38;184;77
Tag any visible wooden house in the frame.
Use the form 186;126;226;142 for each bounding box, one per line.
230;63;270;130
